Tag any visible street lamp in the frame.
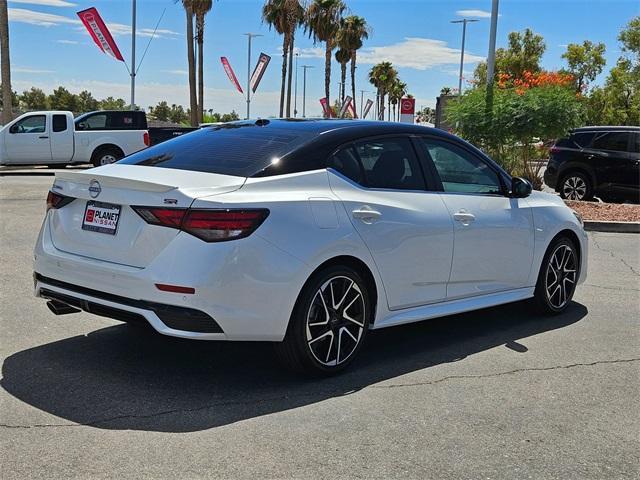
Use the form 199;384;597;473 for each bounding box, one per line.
359;90;371;118
486;0;500;87
243;32;263;119
450;18;478;96
300;65;314;117
293;52;300;117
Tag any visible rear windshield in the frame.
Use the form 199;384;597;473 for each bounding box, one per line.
118;123;311;177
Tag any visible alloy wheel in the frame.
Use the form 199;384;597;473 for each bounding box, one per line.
100;154;117;165
562;176;587;200
306;275;366;367
545;244;577;309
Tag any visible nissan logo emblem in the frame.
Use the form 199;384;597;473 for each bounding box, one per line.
88;180;101;198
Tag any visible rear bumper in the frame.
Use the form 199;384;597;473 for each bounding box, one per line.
543;165;559;190
34;212;311;341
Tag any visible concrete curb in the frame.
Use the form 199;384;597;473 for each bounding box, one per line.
584;221;640;234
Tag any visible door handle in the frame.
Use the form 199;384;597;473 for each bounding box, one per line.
38;136;49;139
352;207;381;224
453;211;476;224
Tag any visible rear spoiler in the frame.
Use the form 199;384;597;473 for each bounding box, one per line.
55;169;177;193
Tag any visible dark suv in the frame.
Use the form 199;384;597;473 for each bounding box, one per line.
544;126;640;202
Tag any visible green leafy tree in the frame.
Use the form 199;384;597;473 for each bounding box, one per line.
169;104;189;124
369;61;397;120
98;96;127;110
416;106;435;124
48;86;79;113
473;28;546;84
334;48;351;103
19;87;48;111
76;90;99;113
220;110;239;122
562;41;606;91
337;15;369;118
0;84;19;112
151;101;171;121
618;15;640;65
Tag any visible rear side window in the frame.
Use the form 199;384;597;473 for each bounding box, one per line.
328;147;364;184
353;137;425;190
52;114;67;132
119;124;313;177
570;132;596;148
108;112;146;129
592;132;630;152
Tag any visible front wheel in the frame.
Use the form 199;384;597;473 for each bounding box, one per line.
533;237;579;314
275;265;372;375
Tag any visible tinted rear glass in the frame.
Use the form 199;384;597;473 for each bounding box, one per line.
592;132;630;152
570;132;596;147
119;123;313;177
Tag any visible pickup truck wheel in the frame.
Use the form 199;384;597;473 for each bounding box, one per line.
91;147;123;167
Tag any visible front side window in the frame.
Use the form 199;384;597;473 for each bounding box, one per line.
420;138;502;194
592;132;630;152
353;137;425;190
10;115;46;134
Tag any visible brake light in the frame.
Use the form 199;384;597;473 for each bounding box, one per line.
131;207;269;242
143;131;150;147
550;146;560;154
46;190;74;211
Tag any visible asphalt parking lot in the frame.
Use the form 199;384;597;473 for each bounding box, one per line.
1;175;639;479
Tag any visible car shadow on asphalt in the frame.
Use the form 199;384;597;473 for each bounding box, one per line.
1;300;587;433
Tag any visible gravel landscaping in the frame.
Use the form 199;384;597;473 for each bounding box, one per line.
565;200;640;222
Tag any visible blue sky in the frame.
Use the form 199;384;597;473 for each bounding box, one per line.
7;0;640;117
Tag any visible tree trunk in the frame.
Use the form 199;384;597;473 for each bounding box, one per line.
387;97;391;121
196;17;204;124
185;7;198;126
340;61;347;105
285;31;295;118
393;103;396;122
279;35;288;118
324;40;332;118
0;0;12;124
350;52;357;118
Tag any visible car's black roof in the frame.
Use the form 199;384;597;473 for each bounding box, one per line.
572;125;640;133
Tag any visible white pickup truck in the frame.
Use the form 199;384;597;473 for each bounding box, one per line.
0;110;149;167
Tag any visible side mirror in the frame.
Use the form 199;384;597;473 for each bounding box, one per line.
76;122;86;131
511;177;532;198
9;124;20;134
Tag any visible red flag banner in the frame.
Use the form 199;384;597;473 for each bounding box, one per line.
339;96;353;118
250;53;271;93
221;57;244;94
363;99;374;118
347;97;357;118
319;97;331;118
77;8;124;62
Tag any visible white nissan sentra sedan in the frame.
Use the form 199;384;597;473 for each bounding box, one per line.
34;120;588;374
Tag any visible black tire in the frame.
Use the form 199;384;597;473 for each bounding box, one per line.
533;236;579;314
91;147;123;167
559;172;593;201
275;265;372;375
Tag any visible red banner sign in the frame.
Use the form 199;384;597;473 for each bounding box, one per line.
319;97;331;118
250;53;271;93
362;99;374;118
77;7;124;62
400;97;416;115
221;57;243;94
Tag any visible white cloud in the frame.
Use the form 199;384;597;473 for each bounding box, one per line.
162;70;188;75
13;66;55;73
9;0;76;7
8;7;180;38
56;39;78;44
357;37;484;70
455;9;499;19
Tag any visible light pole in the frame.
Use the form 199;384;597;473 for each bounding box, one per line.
243;32;262;119
486;0;500;87
300;65;314;117
293;52;300;117
130;0;136;109
450;18;478;96
359;90;371;118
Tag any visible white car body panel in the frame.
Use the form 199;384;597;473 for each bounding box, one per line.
0;111;148;165
33;144;588;343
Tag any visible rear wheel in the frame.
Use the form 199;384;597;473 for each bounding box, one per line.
275;265;372;375
91;147;123;167
533;237;578;314
559;172;593;201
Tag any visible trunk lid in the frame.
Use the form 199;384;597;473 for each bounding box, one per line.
49;164;245;268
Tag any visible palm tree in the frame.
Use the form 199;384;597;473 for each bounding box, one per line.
0;0;12;124
334;48;350;104
368;62;396;120
193;0;214;124
390;80;407;121
305;0;346;118
181;0;198;126
263;0;303;118
337;15;369;118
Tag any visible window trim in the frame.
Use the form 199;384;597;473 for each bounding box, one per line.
417;135;510;197
9;114;47;134
327;133;435;193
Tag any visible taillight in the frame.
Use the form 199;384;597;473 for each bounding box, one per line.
549;146;560;154
143;131;150;147
131;207;269;242
46;190;74;211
